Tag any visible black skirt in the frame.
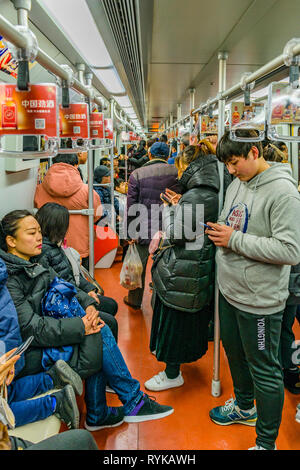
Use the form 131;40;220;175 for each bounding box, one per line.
150;293;211;365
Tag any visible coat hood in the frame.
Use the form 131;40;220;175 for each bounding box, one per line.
41;163;83;198
179;154;220;193
244;161;297;190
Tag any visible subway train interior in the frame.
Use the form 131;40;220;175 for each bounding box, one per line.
1;0;300;454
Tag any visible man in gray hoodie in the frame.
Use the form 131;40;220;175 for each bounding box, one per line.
206;130;300;451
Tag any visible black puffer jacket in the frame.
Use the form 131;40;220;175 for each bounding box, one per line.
0;249;101;378
152;154;220;313
33;238;93;294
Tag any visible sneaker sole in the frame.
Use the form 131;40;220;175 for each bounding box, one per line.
210;416;257;427
84;419;124;431
144;379;184;391
64;386;80;429
55;360;83;396
124;408;174;423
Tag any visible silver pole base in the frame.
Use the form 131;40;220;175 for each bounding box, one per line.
211;379;221;397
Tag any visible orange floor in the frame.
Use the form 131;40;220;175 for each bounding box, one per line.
85;251;300;451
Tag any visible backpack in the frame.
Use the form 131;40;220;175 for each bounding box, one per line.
40;277;86;369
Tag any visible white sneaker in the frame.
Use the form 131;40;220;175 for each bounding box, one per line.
248;444;277;450
144;371;184;391
296;404;300;423
106;385;116;394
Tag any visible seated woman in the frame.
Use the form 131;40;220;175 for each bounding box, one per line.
0;255;82;429
34;202;118;341
145;142;220;391
0;210;173;430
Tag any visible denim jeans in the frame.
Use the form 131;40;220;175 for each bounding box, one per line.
84;325;143;424
8;372;54;427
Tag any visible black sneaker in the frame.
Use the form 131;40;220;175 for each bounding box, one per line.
52;384;80;429
84;407;124;431
47;360;83;396
283;368;300;394
124;394;174;423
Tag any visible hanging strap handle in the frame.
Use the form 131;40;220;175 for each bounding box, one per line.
17;60;30;91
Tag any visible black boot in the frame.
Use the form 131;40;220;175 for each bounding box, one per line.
283;368;300;394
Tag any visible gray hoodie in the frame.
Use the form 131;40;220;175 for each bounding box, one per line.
216;162;300;315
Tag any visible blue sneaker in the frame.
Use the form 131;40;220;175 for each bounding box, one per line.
84;407;124;431
209;398;257;426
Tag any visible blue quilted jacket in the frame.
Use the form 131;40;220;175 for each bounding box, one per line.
0;257;24;376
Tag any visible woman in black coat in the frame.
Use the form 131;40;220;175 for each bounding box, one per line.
0;210;173;430
34;203;118;341
145;142;221;392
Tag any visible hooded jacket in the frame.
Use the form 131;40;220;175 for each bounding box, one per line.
34;163;101;258
126;158;180;245
152;154;220;312
0;249;101;378
216;162;300;315
0;258;24;376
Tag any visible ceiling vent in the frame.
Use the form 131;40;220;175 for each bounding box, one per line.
102;0;145;123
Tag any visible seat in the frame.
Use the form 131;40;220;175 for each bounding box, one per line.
94;225;118;269
8;389;61;444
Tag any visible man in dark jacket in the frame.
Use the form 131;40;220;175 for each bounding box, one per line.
124;141;180;310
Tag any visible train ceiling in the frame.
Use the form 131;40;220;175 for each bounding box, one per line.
1;0;300;134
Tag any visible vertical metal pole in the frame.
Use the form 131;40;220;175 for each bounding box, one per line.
211;51;228;397
189;88;195;136
110;99;116;232
177;104;182;122
88;144;95;278
84;73;95;277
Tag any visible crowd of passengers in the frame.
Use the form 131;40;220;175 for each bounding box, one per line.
0;129;300;451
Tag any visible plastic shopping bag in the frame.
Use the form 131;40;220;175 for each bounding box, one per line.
120;244;143;290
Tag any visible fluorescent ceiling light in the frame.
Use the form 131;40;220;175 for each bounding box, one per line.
94;68;125;94
126;112;138;119
113;95;133;108
38;0;111;67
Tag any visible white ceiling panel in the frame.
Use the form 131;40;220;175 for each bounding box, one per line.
147;0;300;130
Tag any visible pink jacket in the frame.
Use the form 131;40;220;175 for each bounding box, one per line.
34;163;101;258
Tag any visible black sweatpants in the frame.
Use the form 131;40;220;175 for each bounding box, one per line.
219;293;284;450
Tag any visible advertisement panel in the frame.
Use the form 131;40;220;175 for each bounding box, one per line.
89;112;104;139
59;103;89;139
0;83;58;137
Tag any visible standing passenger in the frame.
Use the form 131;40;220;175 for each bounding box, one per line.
207;130;300;450
124;142;179;310
145;142;220;390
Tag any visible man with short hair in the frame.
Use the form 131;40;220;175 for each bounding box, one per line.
207;130;300;450
124;142;180;309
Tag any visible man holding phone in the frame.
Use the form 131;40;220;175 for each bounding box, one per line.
125;142;180;309
206;130;300;450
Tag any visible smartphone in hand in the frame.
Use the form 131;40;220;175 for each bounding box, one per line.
6;336;34;360
160;193;172;205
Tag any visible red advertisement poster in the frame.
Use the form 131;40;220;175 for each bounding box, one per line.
59;103;89;139
129;131;137;142
0;84;58;137
89;112;104;139
104;118;113;140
